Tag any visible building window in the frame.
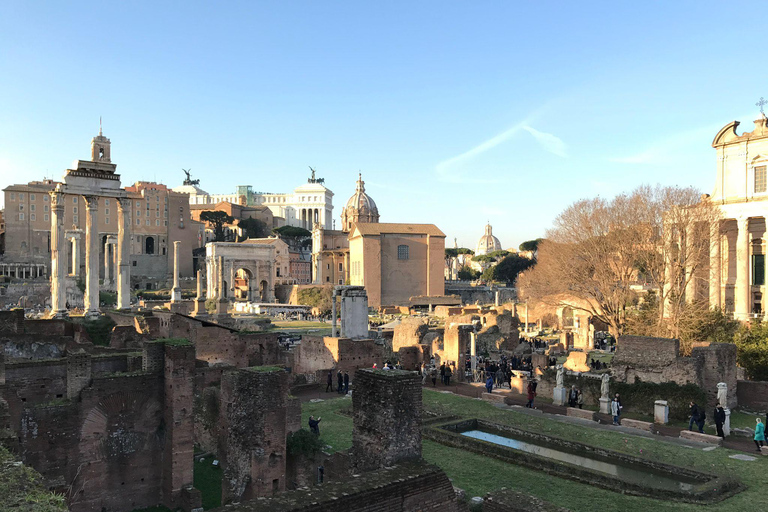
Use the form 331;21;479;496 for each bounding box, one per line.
105;217;109;225
753;254;765;285
18;204;24;211
73;207;77;214
137;219;141;225
73;215;78;224
44;195;48;202
44;214;49;221
146;219;150;226
105;208;109;215
756;166;767;194
398;245;409;260
30;213;35;221
73;197;77;204
18;193;24;200
9;192;15;200
156;219;160;226
19;213;24;221
338;262;343;272
30;204;35;212
29;194;35;200
105;199;110;206
44;205;49;212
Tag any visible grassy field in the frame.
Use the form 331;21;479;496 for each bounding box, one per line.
301;389;768;511
194;455;222;510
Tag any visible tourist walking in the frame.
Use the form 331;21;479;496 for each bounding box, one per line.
430;366;437;386
568;385;578;408
343;371;349;394
445;364;452;386
326;370;333;392
526;380;536;408
485;374;494;394
688;402;704;433
308;415;322;435
714;404;726;438
576;389;584;409
755;418;766;452
611;396;622;425
440;363;446;384
337;371;344;394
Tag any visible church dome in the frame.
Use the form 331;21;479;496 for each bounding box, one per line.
341;173;380;232
476;223;502;255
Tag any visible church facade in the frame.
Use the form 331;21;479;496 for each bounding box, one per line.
710;115;768;320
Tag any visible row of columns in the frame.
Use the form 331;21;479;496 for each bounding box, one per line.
0;263;47;279
709;217;755;320
51;192;131;317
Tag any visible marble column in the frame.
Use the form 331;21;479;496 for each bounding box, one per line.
116;198;131;310
215;256;227;317
709;220;721;309
171;241;181;302
70;235;81;276
735;217;751;320
49;191;67;317
192;269;207;317
84;195;100;318
103;239;113;289
684;223;696;303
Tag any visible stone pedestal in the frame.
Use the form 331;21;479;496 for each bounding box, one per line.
654;400;669;424
553;386;567;406
723;408;731;437
599;397;612;415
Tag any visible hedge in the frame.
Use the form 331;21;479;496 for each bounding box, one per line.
612;380;707;421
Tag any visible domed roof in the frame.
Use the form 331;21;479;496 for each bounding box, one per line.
345;173;377;212
476;223;502;255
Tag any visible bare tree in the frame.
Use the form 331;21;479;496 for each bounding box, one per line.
518;185;721;338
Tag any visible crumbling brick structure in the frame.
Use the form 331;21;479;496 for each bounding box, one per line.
218;366;300;502
352;368;422;472
613;335;738;409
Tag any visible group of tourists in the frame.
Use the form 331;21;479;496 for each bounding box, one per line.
589;358;609;371
325;369;350;394
567;385;584;409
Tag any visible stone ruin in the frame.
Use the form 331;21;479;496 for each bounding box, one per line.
0;307;460;511
612;335;738;409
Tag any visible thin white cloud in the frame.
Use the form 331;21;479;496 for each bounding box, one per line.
435;121;528;183
522;125;568;158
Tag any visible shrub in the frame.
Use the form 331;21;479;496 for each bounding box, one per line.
612;380;707;421
286;428;324;458
732;322;768;381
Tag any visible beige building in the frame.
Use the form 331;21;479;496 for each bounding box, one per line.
710;115;768;319
348;223;445;307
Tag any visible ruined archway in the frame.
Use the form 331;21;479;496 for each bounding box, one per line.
145;236;155;255
234;268;252;301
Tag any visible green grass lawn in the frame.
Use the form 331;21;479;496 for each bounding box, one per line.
194;454;222;509
302;389;768;511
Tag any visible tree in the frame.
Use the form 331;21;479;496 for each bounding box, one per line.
519;238;544;254
458;267;481;280
518;185;721;338
238;217;268;240
273;225;312;252
733;322;768;381
484;253;535;284
200;210;234;242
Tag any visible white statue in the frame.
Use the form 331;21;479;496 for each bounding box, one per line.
556;365;565;388
717;382;728;408
601;373;610;399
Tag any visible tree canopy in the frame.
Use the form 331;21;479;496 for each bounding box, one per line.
238;217;269;240
445;247;474;259
272;225;312;251
519;238;544;253
200;210;234;242
481;253;536;284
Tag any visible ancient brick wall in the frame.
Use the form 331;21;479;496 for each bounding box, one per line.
219;367;295;502
2;334;70;360
211;461;458;512
691;343;738;409
392;318;428;352
0;309;24;333
737;380;768;411
352;369;421;472
66;351;91;399
336;339;381;373
287;335;336;376
613;336;681;372
91;354;130;375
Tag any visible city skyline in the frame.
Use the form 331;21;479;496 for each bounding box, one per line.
2;2;768;249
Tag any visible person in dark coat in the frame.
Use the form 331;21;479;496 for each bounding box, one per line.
689;402;703;433
343;371;350;394
308;415;321;435
714;404;726;438
485;374;494;394
326;370;333;392
337;371;343;394
568;385;578;408
440;363;446;385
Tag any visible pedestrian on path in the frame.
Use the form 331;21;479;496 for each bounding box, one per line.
576;389;584;409
485;374;494;394
688;402;704;433
568;385;578;408
308;415;322;435
343;371;349;394
325;370;333;392
430;366;437;386
337;371;344;394
440;363;446;385
755;418;766;452
526;380;536;408
714;404;726;438
611;396;622;425
445;365;452;386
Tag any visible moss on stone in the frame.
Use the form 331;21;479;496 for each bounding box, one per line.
0;445;67;511
245;365;285;373
148;337;192;347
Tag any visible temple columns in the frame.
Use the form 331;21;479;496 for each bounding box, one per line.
709;220;722;309
735;217;751;320
171;241;182;302
49;191;67;317
84;195;100;318
116;198;131;310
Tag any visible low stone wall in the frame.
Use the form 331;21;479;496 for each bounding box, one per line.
211;461;459;512
484;488;570;512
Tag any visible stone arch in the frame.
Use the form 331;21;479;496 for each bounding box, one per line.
145;236;155;255
234;268;252;301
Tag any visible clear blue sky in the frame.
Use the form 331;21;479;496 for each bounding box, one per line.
1;2;767;249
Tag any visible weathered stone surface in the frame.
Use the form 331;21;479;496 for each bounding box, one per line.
621;418;653;432
482;392;506;403
353;369;422;472
565;407;596;421
392;318;429;352
563;351;590;372
484;487;570;512
679;430;723;445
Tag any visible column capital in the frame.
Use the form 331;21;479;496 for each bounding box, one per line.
83;195;99;210
116;197;130;211
50;190;64;210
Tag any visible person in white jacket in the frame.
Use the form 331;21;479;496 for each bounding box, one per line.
610;397;622;426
